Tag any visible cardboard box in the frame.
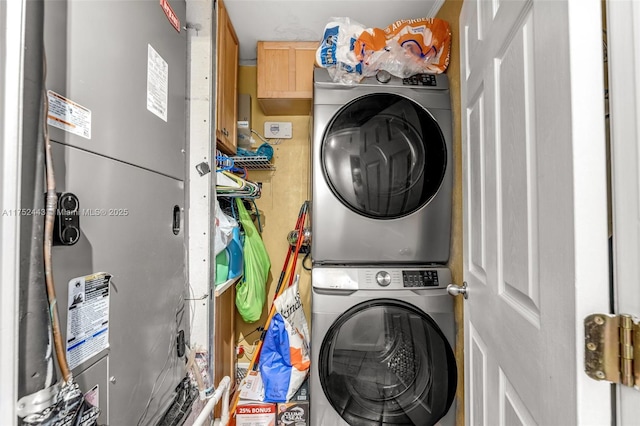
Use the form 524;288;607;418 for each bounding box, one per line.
277;402;309;426
236;402;276;426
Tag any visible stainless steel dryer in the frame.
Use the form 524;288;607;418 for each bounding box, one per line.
310;267;457;426
312;68;453;265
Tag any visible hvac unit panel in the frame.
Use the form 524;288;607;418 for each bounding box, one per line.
43;0;187;180
51;142;186;425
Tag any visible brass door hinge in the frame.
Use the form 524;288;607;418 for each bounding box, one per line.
584;314;640;388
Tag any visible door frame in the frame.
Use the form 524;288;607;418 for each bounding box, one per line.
0;0;26;424
606;0;640;423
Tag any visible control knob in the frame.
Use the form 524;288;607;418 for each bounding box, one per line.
375;70;392;84
375;271;391;287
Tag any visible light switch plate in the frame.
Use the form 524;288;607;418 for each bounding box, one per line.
264;121;292;139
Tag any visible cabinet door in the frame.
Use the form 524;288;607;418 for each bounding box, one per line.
216;0;238;154
257;41;317;115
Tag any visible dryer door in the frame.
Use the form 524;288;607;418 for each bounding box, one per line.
319;299;456;426
321;93;446;219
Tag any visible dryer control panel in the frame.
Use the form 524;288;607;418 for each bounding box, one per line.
402;270;439;287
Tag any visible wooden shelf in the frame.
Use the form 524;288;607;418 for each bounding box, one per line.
215;275;241;297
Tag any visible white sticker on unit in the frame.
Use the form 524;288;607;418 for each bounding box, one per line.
66;272;111;370
320;269;358;290
147;44;168;122
47;91;91;139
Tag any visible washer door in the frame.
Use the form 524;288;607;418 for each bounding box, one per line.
319;299;456;426
321;93;447;219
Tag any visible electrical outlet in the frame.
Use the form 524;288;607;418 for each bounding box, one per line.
264;121;292;139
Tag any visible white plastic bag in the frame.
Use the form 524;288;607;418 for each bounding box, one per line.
316;17;366;84
214;199;238;256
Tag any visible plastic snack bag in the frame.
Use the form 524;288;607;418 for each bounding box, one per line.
361;17;452;76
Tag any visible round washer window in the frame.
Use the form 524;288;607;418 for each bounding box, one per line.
319;299;457;426
322;93;447;219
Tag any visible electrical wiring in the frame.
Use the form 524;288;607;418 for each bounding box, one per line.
251;129;269;144
236;326;264;345
188;283;198;332
302;252;312;271
251;128;283;145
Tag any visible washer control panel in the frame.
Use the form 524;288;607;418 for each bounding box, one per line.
402;74;437;86
402;270;439;287
312;268;450;290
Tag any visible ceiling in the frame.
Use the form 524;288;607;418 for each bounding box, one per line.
224;0;445;64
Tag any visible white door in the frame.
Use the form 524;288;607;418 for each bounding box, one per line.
607;1;640;424
460;0;611;424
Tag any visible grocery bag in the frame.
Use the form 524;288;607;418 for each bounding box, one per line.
235;199;270;323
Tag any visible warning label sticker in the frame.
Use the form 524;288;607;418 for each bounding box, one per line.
66;272;111;370
147;44;169;122
160;0;181;32
47;91;92;139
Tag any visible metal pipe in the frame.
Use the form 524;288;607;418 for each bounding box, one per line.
192;375;231;426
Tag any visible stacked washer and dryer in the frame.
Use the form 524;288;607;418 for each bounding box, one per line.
310;68;457;426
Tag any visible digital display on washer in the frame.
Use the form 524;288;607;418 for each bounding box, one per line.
402;74;437;86
402;270;439;287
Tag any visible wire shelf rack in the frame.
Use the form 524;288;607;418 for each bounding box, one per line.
229;155;275;171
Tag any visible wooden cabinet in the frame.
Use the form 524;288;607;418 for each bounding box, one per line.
257;41;317;115
216;0;238;154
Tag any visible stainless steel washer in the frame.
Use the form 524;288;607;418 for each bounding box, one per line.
310;267;457;426
312;68;453;265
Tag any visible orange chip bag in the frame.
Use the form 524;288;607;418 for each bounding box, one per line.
354;17;451;74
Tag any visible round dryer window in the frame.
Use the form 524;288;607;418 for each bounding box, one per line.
319;299;457;426
321;93;447;219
